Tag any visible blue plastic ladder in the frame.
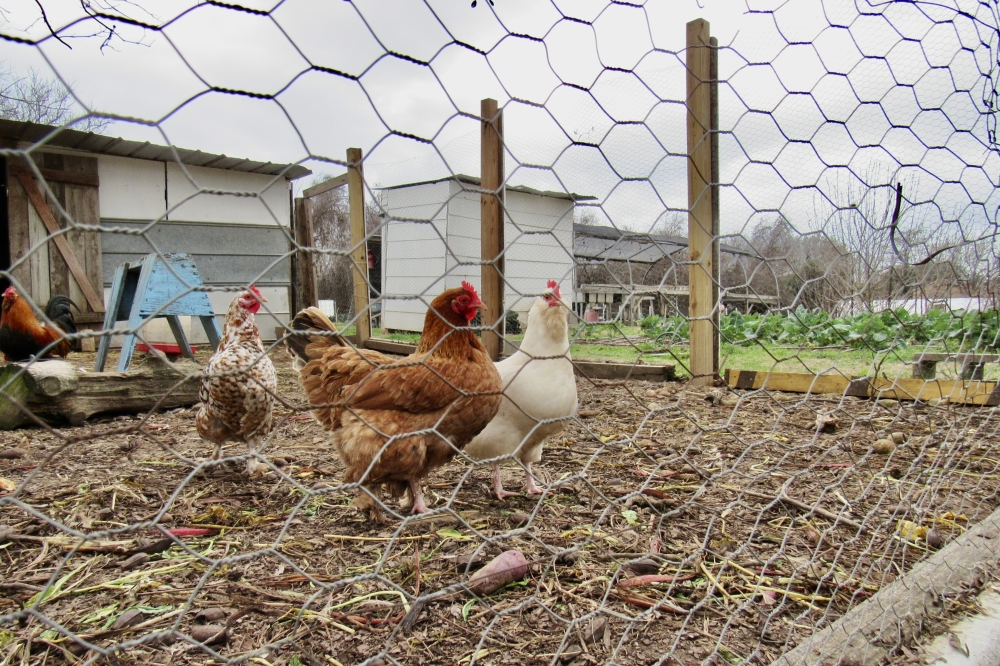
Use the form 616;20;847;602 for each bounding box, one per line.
95;253;222;372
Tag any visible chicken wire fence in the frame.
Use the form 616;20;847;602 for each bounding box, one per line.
0;1;999;665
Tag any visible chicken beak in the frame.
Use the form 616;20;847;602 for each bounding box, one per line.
257;293;269;303
474;302;487;312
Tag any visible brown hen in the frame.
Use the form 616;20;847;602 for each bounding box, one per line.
286;281;502;519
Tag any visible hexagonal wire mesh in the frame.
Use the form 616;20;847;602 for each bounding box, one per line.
0;0;999;664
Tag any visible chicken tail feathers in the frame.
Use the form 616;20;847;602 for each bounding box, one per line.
45;295;79;334
285;307;345;364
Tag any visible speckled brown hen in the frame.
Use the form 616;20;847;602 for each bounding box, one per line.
196;286;276;475
286;281;502;520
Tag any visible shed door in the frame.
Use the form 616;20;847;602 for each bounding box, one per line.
7;152;104;320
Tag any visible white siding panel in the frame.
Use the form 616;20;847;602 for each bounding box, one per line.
167;163;291;226
382;182;449;332
98;156;166;221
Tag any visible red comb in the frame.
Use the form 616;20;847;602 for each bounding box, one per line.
461;280;478;297
547;280;562;299
249;285;261;297
547;280;557;289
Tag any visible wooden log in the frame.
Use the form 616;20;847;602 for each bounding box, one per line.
686;19;715;387
0;358;201;430
291;197;318;314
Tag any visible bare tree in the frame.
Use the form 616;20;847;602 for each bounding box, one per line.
0;65;108;132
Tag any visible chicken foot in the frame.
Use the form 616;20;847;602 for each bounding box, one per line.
491;462;545;500
408;480;430;514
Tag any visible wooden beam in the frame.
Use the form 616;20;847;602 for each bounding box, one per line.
347;148;371;347
303;172;348;199
291;197;318;313
11;166;99;188
481;98;505;362
710;35;720;379
573;361;675;382
15;173;105;313
723;369;1000;406
686;19;715;387
365;338;415;356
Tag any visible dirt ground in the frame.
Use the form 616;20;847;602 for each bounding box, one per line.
1;348;998;666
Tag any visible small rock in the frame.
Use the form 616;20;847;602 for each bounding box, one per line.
872;439;896;454
226;567;245;581
556;550;579;565
877;399;898;408
455;552;484;571
95;508;113;518
803;527;822;547
194;607;228;624
0;525;13;544
159;513;174;524
815;414;838;434
576;410;599;418
583;617;607;645
560;644;584;664
313;482;334;491
887;502;910;517
509;512;530;527
626;558;660;576
607;478;624;486
119;553;150;570
890;432;908;445
926;527;944;549
189;624;228;645
636;439;654;448
0;449;25;459
272;457;289;468
468;550;529;594
112;608;145;630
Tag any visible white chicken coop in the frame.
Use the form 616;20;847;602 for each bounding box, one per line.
377;175;587;333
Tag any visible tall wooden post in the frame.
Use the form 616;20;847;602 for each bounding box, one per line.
481;98;504;361
686;19;716;386
292;196;318;314
347;147;371;346
710;35;721;379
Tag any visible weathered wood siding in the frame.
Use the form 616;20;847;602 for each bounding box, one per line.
7;153;104;317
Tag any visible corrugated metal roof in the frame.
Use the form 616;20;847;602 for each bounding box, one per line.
575;223;758;259
0;119;312;180
377;173;596;202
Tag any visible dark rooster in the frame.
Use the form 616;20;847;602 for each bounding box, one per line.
0;287;78;361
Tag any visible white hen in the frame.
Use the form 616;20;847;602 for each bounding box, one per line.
465;280;578;499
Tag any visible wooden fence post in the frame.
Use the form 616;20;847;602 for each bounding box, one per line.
686;19;716;386
292;196;318;314
347;147;371;347
710;35;721;379
481;98;504;361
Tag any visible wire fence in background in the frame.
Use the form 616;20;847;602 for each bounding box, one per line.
0;1;999;665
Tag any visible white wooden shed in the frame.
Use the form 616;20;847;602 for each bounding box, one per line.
378;175;586;333
0;120;311;344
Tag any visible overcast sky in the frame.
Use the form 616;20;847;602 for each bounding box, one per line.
0;0;996;240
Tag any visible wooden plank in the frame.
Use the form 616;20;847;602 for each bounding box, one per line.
347;148;371;347
303;172;348;199
15;174;105;312
291;197;318;313
710;35;721;379
725;369;853;395
6;166;32;293
26;189;51;307
686;19;715;387
10;166;99;188
723;368;999;406
480;98;505;362
573;361;675;382
365;338;415;356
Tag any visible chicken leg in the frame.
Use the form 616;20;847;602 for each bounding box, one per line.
523;463;544;495
492;463;519;500
408;480;431;514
